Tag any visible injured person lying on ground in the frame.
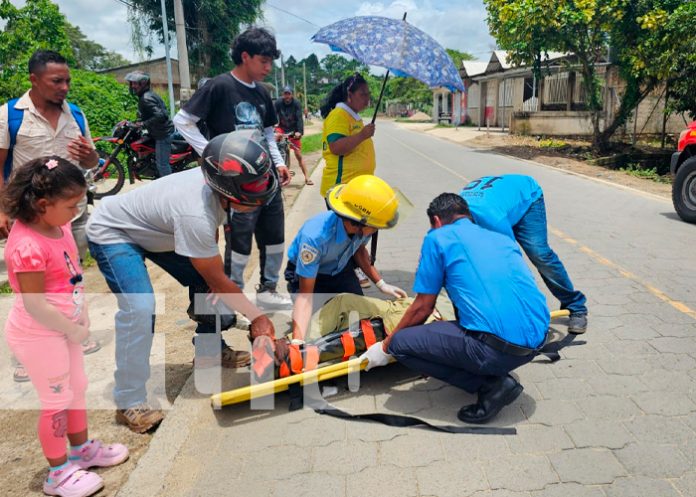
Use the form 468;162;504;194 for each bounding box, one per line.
250;293;441;382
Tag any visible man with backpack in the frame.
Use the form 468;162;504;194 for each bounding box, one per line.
0;50;98;243
0;50;101;380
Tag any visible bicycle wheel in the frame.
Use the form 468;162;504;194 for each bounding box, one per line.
92;150;126;199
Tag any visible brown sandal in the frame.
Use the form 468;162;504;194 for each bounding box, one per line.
305;179;314;186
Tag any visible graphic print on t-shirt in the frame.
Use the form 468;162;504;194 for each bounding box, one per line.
63;251;84;318
234;101;263;130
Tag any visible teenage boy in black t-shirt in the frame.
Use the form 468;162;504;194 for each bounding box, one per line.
174;27;293;310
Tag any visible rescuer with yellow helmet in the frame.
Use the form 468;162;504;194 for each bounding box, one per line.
284;174;406;342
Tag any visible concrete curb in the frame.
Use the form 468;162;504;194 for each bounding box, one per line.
116;161;324;497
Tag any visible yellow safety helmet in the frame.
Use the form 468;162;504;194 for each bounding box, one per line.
326;175;399;229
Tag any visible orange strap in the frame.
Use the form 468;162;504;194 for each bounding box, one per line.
288;344;303;375
361;319;377;348
303;345;320;371
340;331;356;361
279;362;290;378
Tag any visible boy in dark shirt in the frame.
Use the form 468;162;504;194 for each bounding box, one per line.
174;27;293;310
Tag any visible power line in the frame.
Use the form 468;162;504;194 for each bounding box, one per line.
112;0;136;9
265;3;320;28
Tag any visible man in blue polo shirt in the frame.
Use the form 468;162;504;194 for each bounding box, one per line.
285;175;406;341
361;193;550;424
461;174;587;334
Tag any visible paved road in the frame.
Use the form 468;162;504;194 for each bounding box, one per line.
119;120;696;497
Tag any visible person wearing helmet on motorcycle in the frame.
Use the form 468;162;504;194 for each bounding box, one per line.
124;70;174;178
86;130;281;434
173;27;293;312
284;175;407;342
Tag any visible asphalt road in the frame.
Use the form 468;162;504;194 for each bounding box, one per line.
118;120;696;497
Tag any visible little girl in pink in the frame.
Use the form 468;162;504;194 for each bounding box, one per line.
2;156;128;497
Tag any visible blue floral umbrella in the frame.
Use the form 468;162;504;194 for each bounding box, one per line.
312;14;465;122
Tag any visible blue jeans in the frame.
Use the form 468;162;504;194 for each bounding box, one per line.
387;321;533;393
88;241;231;408
155;135;172;177
514;196;587;315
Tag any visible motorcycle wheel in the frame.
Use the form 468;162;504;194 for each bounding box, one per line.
673;156;696;224
93;150;126;199
172;159;200;173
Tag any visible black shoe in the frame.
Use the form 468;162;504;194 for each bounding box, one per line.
457;375;523;424
568;313;588;334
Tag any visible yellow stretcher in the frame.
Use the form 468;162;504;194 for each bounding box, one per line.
210;309;570;408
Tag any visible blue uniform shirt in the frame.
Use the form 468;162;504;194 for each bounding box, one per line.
460;175;543;239
413;218;549;348
287;211;371;278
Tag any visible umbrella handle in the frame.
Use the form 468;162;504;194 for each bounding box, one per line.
371;70;390;124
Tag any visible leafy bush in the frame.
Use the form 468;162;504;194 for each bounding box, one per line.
68;70;138;138
620;163;671;184
538;139;568;149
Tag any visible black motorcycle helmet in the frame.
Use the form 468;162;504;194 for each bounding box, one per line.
202;129;278;207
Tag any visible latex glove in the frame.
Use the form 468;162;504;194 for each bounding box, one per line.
376;279;408;299
360;341;392;371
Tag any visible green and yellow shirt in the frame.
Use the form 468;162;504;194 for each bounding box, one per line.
320;103;376;196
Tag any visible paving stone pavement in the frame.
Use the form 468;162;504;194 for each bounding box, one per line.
118;121;696;497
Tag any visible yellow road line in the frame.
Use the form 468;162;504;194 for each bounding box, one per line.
388;130;696;323
550;227;696;321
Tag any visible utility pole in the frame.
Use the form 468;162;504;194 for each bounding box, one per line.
160;0;175;118
173;0;191;95
303;62;308;114
280;53;286;87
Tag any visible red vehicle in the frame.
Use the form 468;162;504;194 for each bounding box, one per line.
91;120;198;199
671;122;696;223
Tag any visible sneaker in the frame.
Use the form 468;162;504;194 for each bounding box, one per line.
13;363;30;383
115;403;164;434
355;267;371;288
72;440;129;469
568;313;588;334
43;462;103;497
256;284;293;309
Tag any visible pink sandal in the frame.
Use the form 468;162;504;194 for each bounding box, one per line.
43;463;103;497
72;439;129;469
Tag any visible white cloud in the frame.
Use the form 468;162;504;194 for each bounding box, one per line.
48;0;495;66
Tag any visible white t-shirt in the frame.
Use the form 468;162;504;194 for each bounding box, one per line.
86;168;226;258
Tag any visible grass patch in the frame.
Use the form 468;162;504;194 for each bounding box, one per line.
538;138;568;149
0;281;12;294
82;252;97;269
301;133;323;154
620;163;671;184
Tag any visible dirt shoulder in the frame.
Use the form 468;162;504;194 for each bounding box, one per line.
393;121;673;200
0;149;323;497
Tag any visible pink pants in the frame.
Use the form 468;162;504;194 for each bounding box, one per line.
6;329;88;460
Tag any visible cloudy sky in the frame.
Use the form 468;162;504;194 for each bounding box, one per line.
49;0;496;64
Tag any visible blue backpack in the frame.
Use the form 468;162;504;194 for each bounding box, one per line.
3;97;87;181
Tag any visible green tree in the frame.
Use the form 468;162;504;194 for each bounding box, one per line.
65;23;130;71
0;0;73;101
446;48;475;70
0;0;137;135
125;0;264;79
635;1;696;119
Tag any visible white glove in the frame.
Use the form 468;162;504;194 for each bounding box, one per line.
360;341;392;371
376;279;408;299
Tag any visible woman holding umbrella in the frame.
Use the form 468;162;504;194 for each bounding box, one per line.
319;73;376;197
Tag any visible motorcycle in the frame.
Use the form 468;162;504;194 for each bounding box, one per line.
275;129;300;173
91;120;199;199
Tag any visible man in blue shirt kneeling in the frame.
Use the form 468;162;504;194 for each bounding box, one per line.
361;193;550;424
